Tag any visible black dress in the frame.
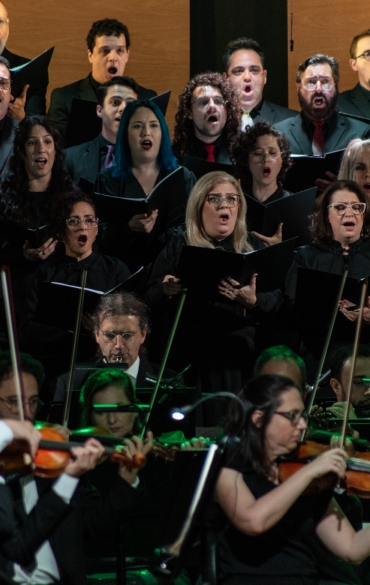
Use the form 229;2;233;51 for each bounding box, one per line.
145;231;282;416
95;166;196;271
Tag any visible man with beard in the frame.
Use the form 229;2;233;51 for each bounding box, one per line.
223;37;297;130
276;54;370;155
172;72;240;164
328;344;370;419
338;30;370;118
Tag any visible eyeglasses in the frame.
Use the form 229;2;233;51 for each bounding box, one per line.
0;77;11;91
206;194;240;208
301;78;334;92
100;330;138;343
65;217;99;230
191;96;227;109
327;202;366;215
249;149;282;161
0;396;44;414
354;50;370;61
0;19;9;29
275;410;308;425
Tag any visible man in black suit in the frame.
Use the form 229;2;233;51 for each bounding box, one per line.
0;350;150;585
0;2;48;118
338;30;370;119
48;18;156;137
172;72;240;164
66;76;139;185
276;54;370;155
223;37;297;130
0;55;17;175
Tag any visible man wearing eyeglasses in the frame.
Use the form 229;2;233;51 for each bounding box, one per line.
0;54;17;175
172;72;240;165
275;54;370;156
0;2;48;118
338;30;370;119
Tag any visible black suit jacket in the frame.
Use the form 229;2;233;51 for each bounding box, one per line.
3;47;48;115
66;134;102;185
48;74;157;137
0;474;139;585
337;83;370;119
0;116;18;176
275;111;370;155
253;99;298;125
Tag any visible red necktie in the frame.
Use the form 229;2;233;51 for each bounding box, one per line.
204;144;216;162
312;120;325;156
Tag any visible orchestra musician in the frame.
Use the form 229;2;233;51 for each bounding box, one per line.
214;374;370;585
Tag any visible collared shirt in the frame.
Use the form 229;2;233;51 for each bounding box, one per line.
13;474;79;585
193;135;224;161
99;133;115;173
302;112;332;143
125;356;140;386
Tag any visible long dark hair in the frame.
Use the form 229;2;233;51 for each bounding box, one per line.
224;374;299;477
0;116;74;225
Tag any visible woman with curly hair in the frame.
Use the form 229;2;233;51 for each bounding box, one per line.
95;99;195;271
0;116;74;316
172;72;240;163
232;121;292;203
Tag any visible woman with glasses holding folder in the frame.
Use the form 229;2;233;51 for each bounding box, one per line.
145;171;283;417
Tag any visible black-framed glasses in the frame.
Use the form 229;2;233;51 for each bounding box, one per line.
0;396;44;414
65;217;99;230
327;202;366;215
100;330;138;343
275;410;308;426
206;194;240;208
191;96;227;109
355;50;370;62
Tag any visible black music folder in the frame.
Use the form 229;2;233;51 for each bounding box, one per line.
284;150;344;192
65;90;172;148
295;267;368;323
10;47;54;98
33;267;144;330
94;166;186;225
245;187;317;246
182;155;233;179
176;237;296;298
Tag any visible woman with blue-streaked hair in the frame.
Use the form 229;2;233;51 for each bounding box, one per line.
96;99;196;270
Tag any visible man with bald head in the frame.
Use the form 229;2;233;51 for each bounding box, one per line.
0;2;48;118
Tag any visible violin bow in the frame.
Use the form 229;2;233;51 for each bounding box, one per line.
62;269;88;428
338;278;368;451
303;266;349;440
139;288;188;440
1;266;25;421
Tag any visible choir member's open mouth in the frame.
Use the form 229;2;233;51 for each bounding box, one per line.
342;220;355;228
312;95;326;106
219;212;230;223
78;235;88;245
35;158;47;168
208;115;218;122
363;183;370;192
262;166;271;177
141;139;152;150
243;84;252;94
108;67;117;75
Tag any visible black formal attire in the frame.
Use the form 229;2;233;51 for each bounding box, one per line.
337;83;370;119
275;111;370;155
0;115;17;176
48;73;157;137
175;134;232;165
217;461;358;585
22;251;131;385
96;166;196;271
3;47;48;115
0;473;140;585
249;98;298;125
66;133;111;185
145;231;282;415
243;186;291;206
